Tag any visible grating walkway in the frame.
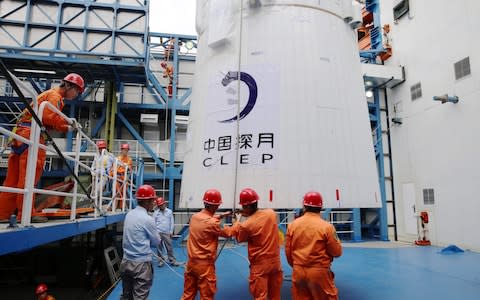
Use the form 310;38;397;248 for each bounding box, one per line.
108;242;480;300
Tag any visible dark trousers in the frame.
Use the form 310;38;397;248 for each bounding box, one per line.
158;232;176;263
120;259;153;300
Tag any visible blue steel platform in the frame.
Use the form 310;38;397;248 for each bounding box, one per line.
0;212;126;256
108;242;480;300
0;0;149;83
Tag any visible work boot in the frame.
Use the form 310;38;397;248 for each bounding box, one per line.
31;216;48;223
169;261;183;267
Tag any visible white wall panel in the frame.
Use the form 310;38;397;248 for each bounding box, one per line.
179;61;196;74
62;6;85;27
31;2;57;24
0;1;26;21
143;125;161;140
118;11;145;31
60;31;84;51
89;9;114;28
118;0;145;6
142;92;158;104
382;0;480;251
0;25;22;47
115;35;144;56
177;75;194;89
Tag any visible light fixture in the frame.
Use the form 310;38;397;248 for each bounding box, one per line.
432;94;459;104
175;115;189;125
184;40;195;50
392;117;402;125
365;90;373;98
14;68;56;75
140;113;158;124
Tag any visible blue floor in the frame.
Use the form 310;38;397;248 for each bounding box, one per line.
108;243;480;300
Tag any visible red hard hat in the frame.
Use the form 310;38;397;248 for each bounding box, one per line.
121;143;130;150
303;191;323;208
239;188;259;206
136;185;156;200
35;283;48;295
96;140;107;149
156;197;165;206
63;73;85;93
203;189;222;205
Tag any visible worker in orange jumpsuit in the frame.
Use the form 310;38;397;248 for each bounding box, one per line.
181;189;232;300
35;283;56;300
0;73;84;222
285;192;343;300
112;143;132;210
160;61;174;97
227;188;283;300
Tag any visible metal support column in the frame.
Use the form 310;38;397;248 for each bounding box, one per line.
104;82;112;150
104;82;117;151
109;84;117;150
373;89;389;241
66;103;75;151
363;0;384;63
167;37;180;207
352;208;362;241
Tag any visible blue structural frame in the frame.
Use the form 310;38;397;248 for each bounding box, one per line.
0;0;149;83
0;0;393;255
364;0;389;241
324;0;390;241
370;91;389;241
138;32;196;208
360;0;386;62
0;0;150;256
0;213;126;256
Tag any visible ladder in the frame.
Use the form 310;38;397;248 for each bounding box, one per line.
104;246;122;285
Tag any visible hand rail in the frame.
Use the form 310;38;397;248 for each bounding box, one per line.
0;101;135;226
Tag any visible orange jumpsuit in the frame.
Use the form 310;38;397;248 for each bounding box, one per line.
161;63;174;96
116;154;133;175
113;154;132;209
181;209;231;300
229;209;283;300
0;87;69;220
162;64;174;82
285;212;343;300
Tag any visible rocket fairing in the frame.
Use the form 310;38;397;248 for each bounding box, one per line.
180;0;380;209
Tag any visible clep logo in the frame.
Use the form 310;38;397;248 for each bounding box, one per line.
218;71;258;123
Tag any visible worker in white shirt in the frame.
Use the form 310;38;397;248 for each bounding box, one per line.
153;197;181;267
120;185;160;300
90;140;113;199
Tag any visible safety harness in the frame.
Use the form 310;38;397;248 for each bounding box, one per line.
9;122;49;155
